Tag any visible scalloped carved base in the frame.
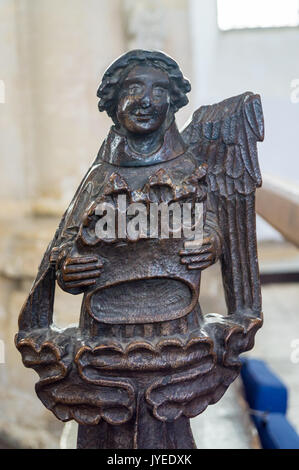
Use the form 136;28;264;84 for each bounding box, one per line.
16;313;262;448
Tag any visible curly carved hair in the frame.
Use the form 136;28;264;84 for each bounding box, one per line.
97;50;191;123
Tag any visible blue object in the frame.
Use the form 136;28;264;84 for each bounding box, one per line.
240;358;287;414
254;413;299;450
240;358;299;449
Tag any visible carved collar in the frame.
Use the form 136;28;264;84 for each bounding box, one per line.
98;120;186;167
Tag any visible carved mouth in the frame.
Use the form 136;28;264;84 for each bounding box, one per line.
134;114;154;121
132;110;155;120
135;112;152;116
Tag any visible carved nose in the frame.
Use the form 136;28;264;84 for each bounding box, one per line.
140;95;151;108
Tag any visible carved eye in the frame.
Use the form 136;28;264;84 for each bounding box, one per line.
128;83;143;95
152;86;166;98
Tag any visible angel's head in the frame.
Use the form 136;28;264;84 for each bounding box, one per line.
97;50;191;135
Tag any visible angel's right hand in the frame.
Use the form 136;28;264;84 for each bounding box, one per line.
57;255;103;293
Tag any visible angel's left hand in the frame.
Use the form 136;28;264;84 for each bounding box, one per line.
179;235;217;271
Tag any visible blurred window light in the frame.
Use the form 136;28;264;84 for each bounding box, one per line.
217;0;299;31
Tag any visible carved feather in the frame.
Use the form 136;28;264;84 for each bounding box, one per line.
182;92;264;317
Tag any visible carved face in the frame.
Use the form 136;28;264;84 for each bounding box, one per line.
116;65;171;135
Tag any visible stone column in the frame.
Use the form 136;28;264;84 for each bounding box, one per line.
26;0;125;212
0;0;126;214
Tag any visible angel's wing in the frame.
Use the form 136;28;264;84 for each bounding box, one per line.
182;92;264;318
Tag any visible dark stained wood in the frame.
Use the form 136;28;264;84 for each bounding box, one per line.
260;272;299;285
15;50;264;449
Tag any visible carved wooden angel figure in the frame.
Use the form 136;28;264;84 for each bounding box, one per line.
16;50;264;449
